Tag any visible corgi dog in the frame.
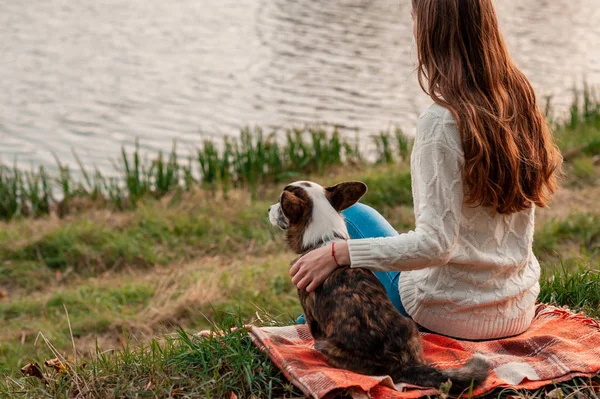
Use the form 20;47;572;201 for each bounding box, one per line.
269;180;489;392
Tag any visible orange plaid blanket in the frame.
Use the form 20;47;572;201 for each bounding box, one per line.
249;304;600;398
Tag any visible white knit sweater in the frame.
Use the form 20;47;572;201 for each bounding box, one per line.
348;103;540;340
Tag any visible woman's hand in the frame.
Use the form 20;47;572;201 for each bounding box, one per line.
290;241;351;292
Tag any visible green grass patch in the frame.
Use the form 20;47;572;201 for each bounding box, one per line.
0;262;52;294
0;284;154;325
534;213;600;263
539;265;600;318
361;167;412;209
0;196;279;276
0;320;301;399
2;282;599;399
0;283;154;375
0;252;300;376
567;156;598;187
555;85;600;151
0;163;413;282
21;221;158;271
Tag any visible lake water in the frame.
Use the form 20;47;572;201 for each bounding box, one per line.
1;0;600;173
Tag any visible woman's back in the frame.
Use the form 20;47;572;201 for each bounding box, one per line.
397;103;540;340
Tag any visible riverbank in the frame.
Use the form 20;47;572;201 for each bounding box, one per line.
1;94;600;398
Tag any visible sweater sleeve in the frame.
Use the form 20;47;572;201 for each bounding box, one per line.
348;111;464;272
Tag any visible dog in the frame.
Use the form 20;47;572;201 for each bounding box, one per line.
269;180;489;392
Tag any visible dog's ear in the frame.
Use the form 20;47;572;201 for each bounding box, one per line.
280;191;306;223
325;181;368;212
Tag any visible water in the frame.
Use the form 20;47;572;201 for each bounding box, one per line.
1;0;600;173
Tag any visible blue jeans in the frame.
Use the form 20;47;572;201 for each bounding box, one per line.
297;202;408;324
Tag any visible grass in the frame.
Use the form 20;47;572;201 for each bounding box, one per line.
0;164;415;282
568;157;598;187
0;87;599;397
0;196;279;275
372;127;413;165
0;250;302;374
540;266;600;316
2;262;599;399
555;85;600;159
2;266;600;399
0;320;302;399
534;213;600;265
0;174;598;397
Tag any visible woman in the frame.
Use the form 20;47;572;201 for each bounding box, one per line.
290;0;562;340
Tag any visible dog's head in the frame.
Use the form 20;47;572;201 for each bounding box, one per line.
269;181;367;254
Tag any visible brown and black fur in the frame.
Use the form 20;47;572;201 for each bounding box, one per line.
271;181;489;393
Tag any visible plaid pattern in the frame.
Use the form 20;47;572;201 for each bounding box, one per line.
248;304;600;398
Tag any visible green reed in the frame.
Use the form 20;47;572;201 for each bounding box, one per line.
231;127;263;197
553;85;600;157
396;128;412;161
152;143;179;198
373;131;394;164
22;167;52;218
0;165;22;219
182;156;195;192
373;128;413;164
0;126;372;220
197;140;219;191
0;164;53;219
567;83;600;130
3;82;599;222
121;140;151;205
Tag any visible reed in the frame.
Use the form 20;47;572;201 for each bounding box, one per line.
73;151;104;200
396;128;412;161
373;131;394;164
54;154;75;201
0;164;22;219
152;143;179;198
120;140;151;205
22;167;52;218
568;83;600;129
197;140;219;194
1;126;371;220
372;127;414;165
2;84;599;221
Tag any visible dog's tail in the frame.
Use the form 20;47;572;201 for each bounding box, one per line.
392;354;489;393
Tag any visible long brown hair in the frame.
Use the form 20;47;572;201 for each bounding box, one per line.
412;0;562;214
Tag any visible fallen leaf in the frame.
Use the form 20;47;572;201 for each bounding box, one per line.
44;358;67;374
0;290;7;300
20;362;46;383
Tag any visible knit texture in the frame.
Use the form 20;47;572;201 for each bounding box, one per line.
348;103;540;340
